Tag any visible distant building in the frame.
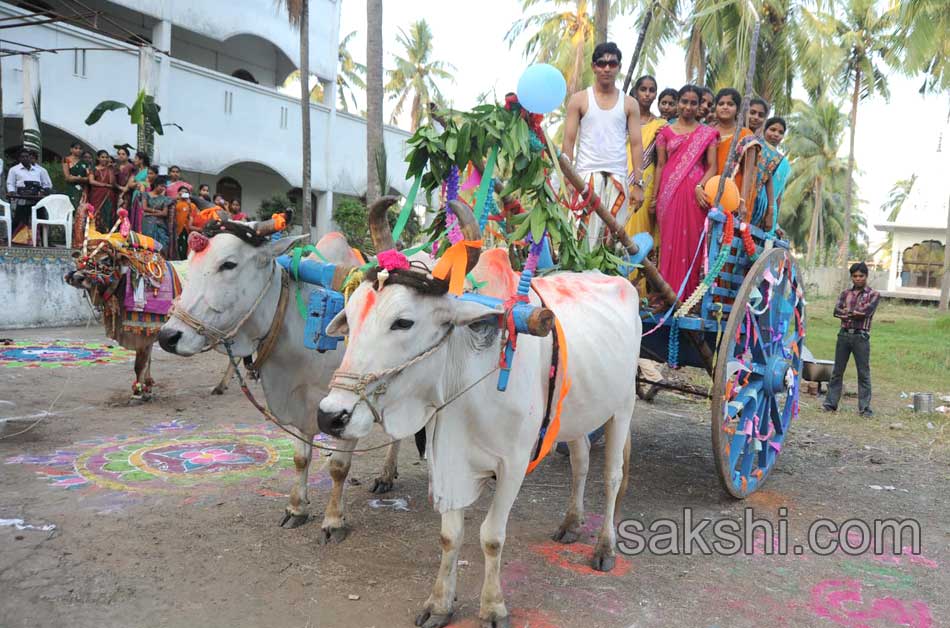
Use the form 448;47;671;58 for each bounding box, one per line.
874;128;948;301
0;0;411;236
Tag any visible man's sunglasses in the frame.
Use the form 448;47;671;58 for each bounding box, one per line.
594;59;619;69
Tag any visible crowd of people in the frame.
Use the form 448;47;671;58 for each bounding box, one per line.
5;142;246;258
60;142;248;259
560;42;794;400
562;42;792;304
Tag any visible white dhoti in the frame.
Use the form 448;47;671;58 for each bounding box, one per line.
578;170;628;251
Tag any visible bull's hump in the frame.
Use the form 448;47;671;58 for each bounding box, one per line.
532;272;635;306
314;232;362;266
470;248;518;299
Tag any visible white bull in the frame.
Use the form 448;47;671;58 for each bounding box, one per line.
157;217;403;539
317;199;640;628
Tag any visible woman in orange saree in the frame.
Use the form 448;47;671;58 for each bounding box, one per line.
711;88;760;215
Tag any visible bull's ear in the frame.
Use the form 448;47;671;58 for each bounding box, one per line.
264;234;309;259
326;310;349;337
447;298;504;327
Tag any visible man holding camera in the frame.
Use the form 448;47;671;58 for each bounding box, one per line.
6;149;51;241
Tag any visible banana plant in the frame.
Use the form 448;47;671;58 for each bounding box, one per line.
84;89;169;159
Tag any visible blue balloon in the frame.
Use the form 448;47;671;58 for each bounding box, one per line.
517;64;567;114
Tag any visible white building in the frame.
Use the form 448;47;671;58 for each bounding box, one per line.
874;128;948;301
0;0;411;235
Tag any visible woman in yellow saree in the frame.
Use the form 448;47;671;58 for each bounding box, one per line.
626;76;667;238
625;75;667;287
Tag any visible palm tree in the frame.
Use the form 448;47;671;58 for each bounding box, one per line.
385;20;456;131
595;0;610;43
366;0;383;204
893;0;950;95
283;30;366;111
780;98;849;265
804;0;897;265
873;175;917;264
893;0;950;310
630;1;799;112
505;0;596;99
337;30;367;112
278;0;312;232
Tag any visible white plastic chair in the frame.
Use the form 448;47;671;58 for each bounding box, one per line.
31;194;74;248
0;199;11;246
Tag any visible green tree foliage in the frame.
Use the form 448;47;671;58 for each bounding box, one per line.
385;20;456;131
407;104;626;273
285;30;366;110
505;0;596;99
332;197;422;254
780;98;868;264
85;89;165;159
872;175;917;264
893;0;950;95
258;194;295;222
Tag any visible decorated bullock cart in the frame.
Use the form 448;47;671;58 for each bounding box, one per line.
280;88;804;501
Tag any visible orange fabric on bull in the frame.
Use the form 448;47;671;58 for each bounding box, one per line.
193;207;225;229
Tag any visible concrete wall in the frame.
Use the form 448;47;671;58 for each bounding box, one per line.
1;249;92;330
801;266;887;298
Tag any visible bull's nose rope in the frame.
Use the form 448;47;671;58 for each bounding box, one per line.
225;331;499;454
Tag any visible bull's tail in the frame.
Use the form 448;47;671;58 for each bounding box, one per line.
614;426;632;518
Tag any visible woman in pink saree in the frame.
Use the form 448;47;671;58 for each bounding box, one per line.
652;85;719;298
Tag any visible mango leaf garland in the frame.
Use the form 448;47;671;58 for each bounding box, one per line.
405;103;625;274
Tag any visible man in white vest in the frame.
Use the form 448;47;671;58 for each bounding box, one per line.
562;41;644;251
562;43;667;405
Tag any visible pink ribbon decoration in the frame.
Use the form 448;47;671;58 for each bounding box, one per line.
376;248;410;272
460;166;481;191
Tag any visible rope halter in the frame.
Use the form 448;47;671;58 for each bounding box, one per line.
170;262;278;349
328;327;454;424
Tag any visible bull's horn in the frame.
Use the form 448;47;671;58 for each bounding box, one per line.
254;218;280;236
368;195;400;252
329;264;356;292
447;199;482;273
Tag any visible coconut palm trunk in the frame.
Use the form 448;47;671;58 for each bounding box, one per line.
366;0;383;205
806;177;822;267
594;0;609;44
940;195;950;311
838;68;860;266
299;0;313;234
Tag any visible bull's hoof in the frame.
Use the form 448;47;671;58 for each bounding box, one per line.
414;609;452;628
211;385;226;396
591;548;616;572
551;526;580;544
369;477;395;494
480;614;510;628
279;512;310;529
318;524;349;545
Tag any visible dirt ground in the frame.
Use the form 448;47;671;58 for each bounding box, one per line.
1;325;948;628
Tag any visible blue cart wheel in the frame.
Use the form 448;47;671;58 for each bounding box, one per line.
710;247;805;498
